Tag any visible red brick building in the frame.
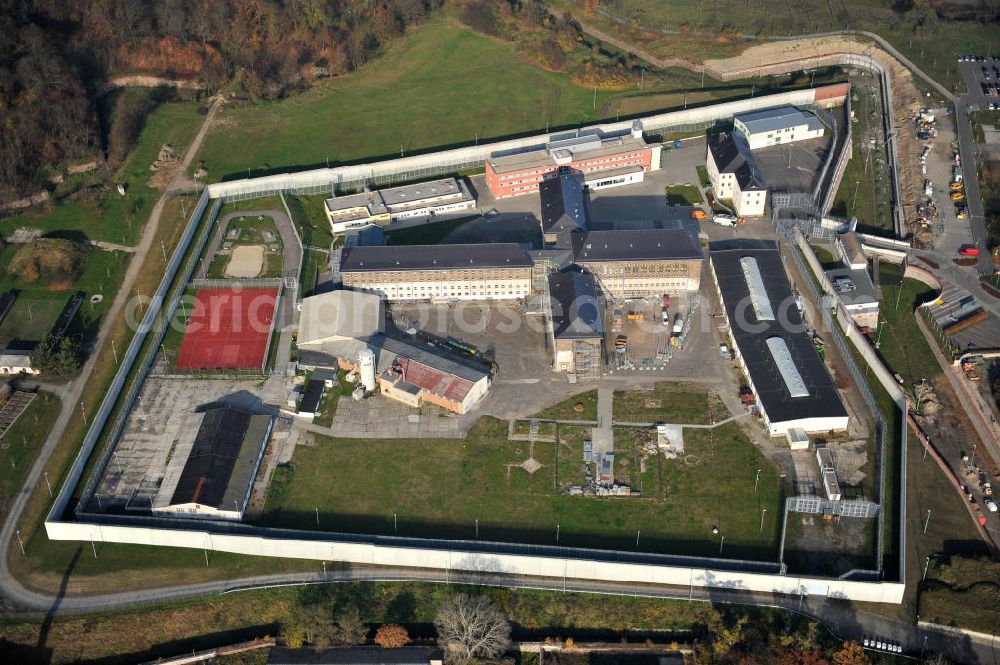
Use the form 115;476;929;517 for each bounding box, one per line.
485;132;659;199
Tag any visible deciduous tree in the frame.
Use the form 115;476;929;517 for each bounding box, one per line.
434;594;511;665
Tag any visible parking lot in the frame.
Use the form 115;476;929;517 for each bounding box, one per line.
921;108;974;255
958;55;1000;110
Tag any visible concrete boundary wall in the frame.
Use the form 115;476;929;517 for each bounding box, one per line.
903;264;943;295
43;87;916;606
205;86;846;202
43;520;905;603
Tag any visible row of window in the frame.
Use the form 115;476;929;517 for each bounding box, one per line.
493;150;648;183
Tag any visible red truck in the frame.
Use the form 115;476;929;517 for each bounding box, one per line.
959;246;980;257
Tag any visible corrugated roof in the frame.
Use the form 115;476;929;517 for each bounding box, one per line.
168;408;272;512
572;229;703;262
341;243;533;272
548;269;604;340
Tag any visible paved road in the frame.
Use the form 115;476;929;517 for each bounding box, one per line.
0;96;224;615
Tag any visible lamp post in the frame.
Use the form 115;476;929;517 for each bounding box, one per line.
759;507;768;533
15;529;24;556
754;468;762;494
922;555;931;581
923;509;932;534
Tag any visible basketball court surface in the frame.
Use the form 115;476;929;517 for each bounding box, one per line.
175;288;278;370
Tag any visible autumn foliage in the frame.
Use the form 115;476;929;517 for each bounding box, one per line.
374;624;411;648
8;239;87;286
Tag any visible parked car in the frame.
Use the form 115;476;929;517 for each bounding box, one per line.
661;308;670;325
985;496;998;513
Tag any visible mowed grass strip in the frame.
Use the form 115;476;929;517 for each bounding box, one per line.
196;15;614;181
613;382;722;424
262;413;782;559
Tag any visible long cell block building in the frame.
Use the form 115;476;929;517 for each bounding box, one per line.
339;243;534;302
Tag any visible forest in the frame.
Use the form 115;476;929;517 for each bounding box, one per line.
0;0;444;200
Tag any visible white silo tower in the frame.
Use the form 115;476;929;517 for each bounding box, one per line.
358;348;377;393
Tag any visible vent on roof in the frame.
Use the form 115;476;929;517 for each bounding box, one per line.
739;256;775;321
765;337;809;398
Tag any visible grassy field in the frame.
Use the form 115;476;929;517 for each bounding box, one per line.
194;15;621;182
559;0;997;91
664;184;703;206
874;263;942;386
0;298;65;346
532;390;599;421
385;215;480;245
0;98;205;245
830;84;894;233
262;390;781;560
0;391;60;522
613;382;720;423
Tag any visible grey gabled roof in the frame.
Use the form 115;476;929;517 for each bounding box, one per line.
572;229;703;262
540;172;588;236
341;243;533;272
548;268;604;340
734;105;824;135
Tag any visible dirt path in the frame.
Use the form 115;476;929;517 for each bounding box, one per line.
96;75;205;97
0;95;223;612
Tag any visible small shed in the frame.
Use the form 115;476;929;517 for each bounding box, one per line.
786;427;810;451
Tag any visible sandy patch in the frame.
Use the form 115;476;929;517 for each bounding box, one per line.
225;244;265;278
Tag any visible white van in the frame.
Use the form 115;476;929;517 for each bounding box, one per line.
712;214;737;227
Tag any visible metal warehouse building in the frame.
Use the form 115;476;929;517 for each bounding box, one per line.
709;240;849;437
152;407;273;521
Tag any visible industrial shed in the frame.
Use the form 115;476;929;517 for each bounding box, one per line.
709;239;849;437
152;407;273;520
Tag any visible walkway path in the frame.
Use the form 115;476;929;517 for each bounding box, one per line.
590;387;614;459
0;95;224;614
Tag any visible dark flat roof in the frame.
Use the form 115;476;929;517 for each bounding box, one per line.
301;379;325;413
709;240;847;424
170;408;272;510
572;229;703;262
341;243;533;272
549;268;604;340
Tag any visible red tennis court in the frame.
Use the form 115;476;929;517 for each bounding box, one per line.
175;288;278;370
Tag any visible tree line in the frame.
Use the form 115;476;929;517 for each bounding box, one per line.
0;0;443;200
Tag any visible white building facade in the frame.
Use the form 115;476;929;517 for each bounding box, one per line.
733;106;826;150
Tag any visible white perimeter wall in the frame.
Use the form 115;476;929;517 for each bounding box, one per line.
45;520;904;603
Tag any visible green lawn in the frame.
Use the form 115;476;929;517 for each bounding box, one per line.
385;215;480;246
613;382;721;423
531;390;599;421
875;263;942;386
830;85;894;232
695;165;711;189
0;298;65;346
195;15;619;182
263;405;782;560
0;99;204;245
665;184;703;206
0;391;60;523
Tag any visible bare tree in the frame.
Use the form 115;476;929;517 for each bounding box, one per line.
434;594;511;664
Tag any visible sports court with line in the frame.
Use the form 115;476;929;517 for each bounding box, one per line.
175;288;279;370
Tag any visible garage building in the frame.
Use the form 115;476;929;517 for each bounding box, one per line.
709;240;849;437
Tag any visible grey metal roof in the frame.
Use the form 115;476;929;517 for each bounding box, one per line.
824;267;879;306
572;229;703;262
548;268;604;340
341;243;533;272
168;408;272;511
734;105;824;135
709;240;847;425
379;177;464;207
